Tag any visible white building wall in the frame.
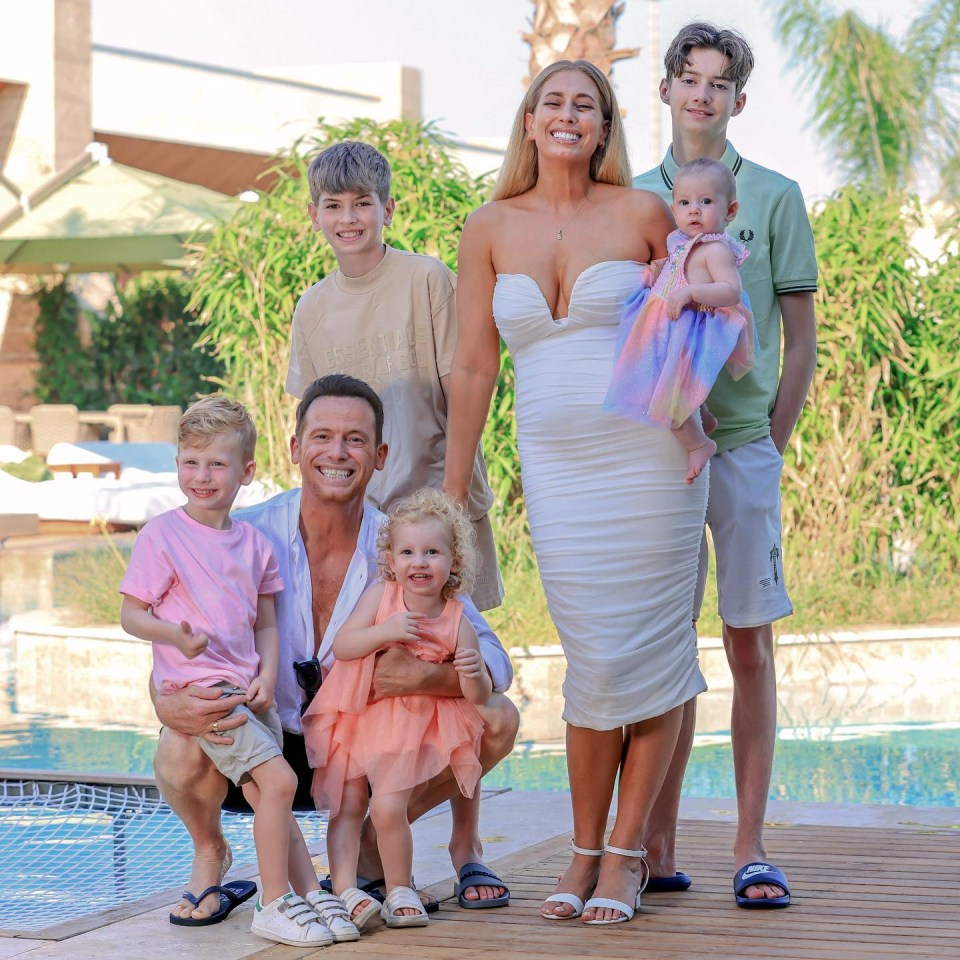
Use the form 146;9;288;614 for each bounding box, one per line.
92;47;421;155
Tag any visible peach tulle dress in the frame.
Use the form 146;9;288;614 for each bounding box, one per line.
302;581;484;818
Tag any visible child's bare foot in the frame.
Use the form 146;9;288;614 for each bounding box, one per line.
686;438;716;484
170;843;231;921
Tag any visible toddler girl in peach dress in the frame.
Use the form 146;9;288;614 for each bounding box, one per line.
302;488;490;930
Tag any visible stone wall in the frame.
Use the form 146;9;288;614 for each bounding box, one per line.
0;284;39;409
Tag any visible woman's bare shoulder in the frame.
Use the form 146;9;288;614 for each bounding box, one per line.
592;182;669;214
464;198;520;231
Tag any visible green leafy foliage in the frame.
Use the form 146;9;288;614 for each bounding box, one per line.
33;283;100;407
93;275;223;405
783;185;960;581
32;276;221;409
189;117;495;486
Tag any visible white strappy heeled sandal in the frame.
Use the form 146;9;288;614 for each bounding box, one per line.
582;844;650;925
540;841;604;920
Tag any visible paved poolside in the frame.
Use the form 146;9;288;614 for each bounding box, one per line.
2;792;957;959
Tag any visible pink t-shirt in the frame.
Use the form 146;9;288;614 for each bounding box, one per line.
120;507;284;690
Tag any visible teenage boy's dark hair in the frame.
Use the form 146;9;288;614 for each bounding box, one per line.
664;22;755;95
296;374;385;445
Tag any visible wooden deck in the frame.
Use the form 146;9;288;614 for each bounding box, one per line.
247;816;960;960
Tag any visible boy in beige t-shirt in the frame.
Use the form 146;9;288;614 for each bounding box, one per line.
286;139;502;611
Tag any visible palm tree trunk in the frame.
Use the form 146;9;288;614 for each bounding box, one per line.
523;0;639;84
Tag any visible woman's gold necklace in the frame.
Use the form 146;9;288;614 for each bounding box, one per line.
555;186;595;241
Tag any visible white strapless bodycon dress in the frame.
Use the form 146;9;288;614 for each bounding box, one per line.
493;261;708;730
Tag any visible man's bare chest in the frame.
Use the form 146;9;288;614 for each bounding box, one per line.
307;550;353;646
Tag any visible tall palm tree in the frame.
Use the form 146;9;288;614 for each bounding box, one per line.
775;0;960;196
523;0;639;84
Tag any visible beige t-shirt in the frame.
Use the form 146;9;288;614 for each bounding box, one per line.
286;245;494;521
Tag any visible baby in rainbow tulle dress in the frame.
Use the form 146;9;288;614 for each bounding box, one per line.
605;157;756;483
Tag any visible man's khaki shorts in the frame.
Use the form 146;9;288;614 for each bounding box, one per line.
693;436;793;629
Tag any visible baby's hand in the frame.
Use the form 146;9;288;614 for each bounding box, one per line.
174;621;209;659
382;611;425;644
246;677;273;713
666;289;693;320
454;647;483;680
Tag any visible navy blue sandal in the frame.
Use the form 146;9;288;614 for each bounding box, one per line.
169;880;258;926
645;871;693;893
733;862;791;908
454;862;510;909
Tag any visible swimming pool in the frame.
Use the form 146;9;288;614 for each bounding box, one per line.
2;618;959;937
0;708;956;808
3;614;959;807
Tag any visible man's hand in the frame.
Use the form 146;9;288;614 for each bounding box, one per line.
154;683;247;744
370;645;436;702
173;621;210;660
246;677;273;714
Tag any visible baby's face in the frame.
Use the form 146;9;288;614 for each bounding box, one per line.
671;174;736;236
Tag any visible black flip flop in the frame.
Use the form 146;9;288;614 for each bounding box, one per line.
169;880;258;926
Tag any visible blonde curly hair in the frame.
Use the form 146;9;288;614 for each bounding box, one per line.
378;487;478;600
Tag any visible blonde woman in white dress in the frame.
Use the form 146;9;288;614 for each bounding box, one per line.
443;61;708;926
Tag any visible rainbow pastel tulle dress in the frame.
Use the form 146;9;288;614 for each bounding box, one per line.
604;230;755;429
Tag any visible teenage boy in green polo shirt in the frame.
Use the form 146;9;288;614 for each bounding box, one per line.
634;21;817;909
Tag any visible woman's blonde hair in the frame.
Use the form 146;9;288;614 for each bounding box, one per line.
377;487;478;600
492;59;631;201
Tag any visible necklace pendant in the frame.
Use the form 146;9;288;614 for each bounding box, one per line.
557;229;563;241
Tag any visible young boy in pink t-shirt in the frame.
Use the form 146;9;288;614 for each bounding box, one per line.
120;398;350;947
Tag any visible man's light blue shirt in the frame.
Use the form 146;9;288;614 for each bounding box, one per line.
235;489;512;733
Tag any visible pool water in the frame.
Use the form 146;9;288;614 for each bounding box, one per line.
487;725;960;807
1;712;957;808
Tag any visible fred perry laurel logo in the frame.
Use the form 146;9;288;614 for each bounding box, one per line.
739;228;755;243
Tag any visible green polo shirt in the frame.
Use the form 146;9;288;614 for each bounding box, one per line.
633;141;818;453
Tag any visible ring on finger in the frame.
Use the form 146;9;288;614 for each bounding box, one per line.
212;720;221;735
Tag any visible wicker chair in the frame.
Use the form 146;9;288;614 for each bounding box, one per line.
106;404;152;442
144;405;182;444
0;406;16;447
29;404;80;458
